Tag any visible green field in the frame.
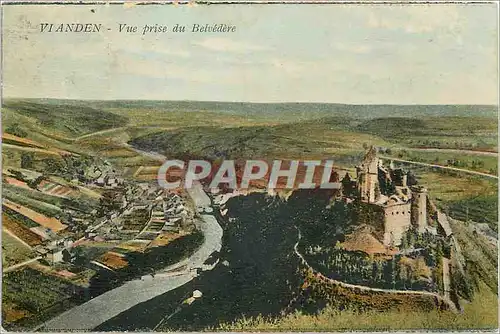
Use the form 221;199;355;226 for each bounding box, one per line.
2;183;98;215
217;217;499;331
2;100;128;137
2;99;497;170
412;171;498;231
1;98;497;331
1;231;35;268
356;117;497;151
218;282;497;331
129;124;379;161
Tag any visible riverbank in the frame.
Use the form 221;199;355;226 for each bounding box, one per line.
37;178;222;331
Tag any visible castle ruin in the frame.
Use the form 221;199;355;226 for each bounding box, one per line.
341;147;433;247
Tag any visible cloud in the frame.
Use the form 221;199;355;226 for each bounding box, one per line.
193;37;269;53
270;59;309;76
367;6;465;34
334;42;371;54
112;53;242;85
118;44;191;59
2;4;497;104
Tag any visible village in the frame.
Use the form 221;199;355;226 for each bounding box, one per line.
2;141;199;323
30;182;195;268
1;132;494;330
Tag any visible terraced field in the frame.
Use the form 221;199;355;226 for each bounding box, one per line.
3;199;67;232
2;212;43;247
1;231;36;267
2;268;78;325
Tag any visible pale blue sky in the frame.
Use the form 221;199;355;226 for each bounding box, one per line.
2;4;498;104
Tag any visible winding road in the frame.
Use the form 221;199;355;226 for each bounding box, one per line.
406;148;498;157
381;156;498;179
38;181;222;331
3;256;43;274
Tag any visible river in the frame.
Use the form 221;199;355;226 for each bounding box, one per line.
95;192;303;331
38;147;223;331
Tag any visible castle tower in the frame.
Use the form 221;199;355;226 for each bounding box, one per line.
357;146;379;203
402;172;408;187
340;172;354;197
413;186;428;232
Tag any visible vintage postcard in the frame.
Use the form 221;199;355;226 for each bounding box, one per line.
1;1;498;332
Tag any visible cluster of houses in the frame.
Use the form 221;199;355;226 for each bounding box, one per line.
163;193;191;230
85;161;125;189
94;173;124;188
31;164;197;266
34;237;75;265
135;193;193;240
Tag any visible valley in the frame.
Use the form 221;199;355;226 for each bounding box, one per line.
1;99;498;331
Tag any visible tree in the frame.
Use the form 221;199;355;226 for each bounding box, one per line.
400;233;409;250
6;123;28;138
21;152;34;169
406;171;418;186
399;263;409;289
28;175;44;189
98;190;122;216
43;157;65;174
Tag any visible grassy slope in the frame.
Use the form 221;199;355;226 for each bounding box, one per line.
3;99;497;224
1;231;35;267
2;183;98;215
218;282;497;331
450;219;498;293
1;99;497;330
357;117;498;151
128;115;498;170
15;99;498;119
416;172;498;231
129;121;389;161
2;100;128;137
447;195;498;231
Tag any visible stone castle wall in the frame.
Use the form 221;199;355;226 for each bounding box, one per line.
413;189;428;232
383;203;412;246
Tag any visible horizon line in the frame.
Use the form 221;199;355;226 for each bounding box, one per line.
2;97;498;107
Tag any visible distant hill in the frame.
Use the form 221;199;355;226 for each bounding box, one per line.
2;99;497;154
3;99;497;122
2;99;129;137
128;122;386;162
129;113;498;162
90;100;498;119
356;116;498;138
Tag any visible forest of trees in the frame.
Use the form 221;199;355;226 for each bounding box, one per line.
303;246;441;293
